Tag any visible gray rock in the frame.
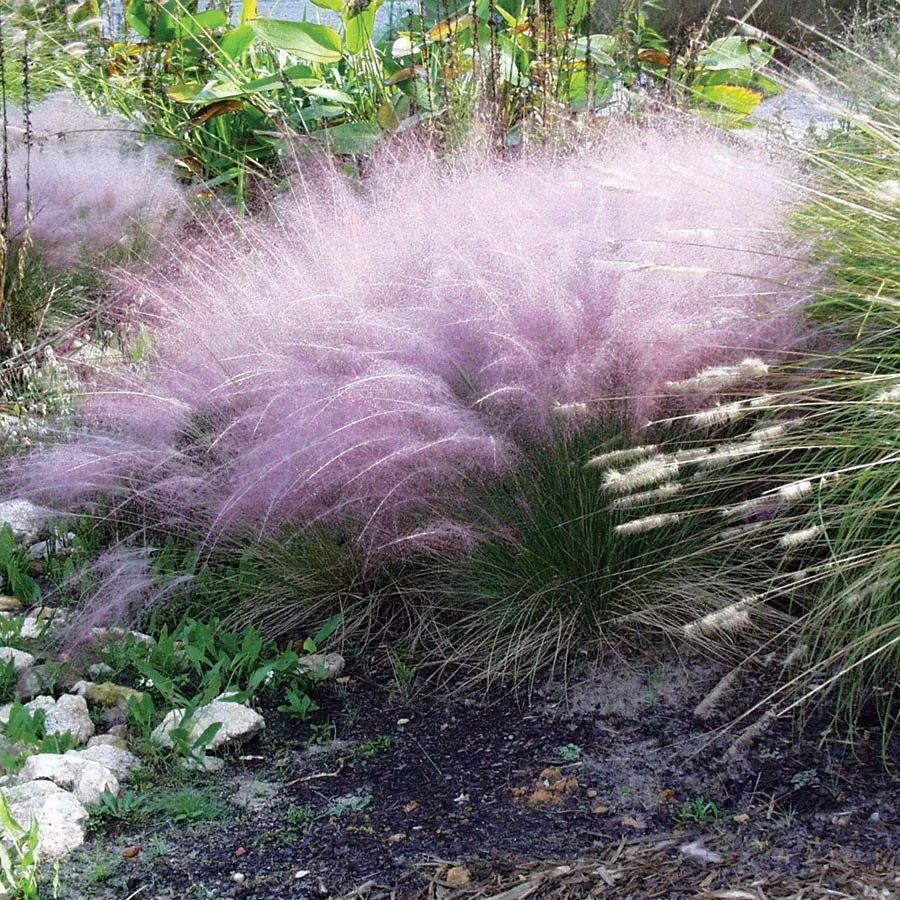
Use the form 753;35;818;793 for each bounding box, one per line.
0;647;35;672
152;695;264;751
87;663;114;680
1;780;88;860
25;694;94;745
296;652;345;681
183;754;226;774
230;777;280;812
86;734;128;749
0;500;56;544
89;627;154;646
749;89;843;145
18;610;70;640
71;744;139;781
16;664;61;700
25;533;76;561
16;753;119;807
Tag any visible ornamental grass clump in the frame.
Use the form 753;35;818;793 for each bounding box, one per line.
2;93;182;268
601;21;900;743
7;125;811;643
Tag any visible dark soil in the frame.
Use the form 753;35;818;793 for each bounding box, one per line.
55;654;899;900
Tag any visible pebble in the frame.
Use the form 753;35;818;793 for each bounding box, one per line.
232;872;245;884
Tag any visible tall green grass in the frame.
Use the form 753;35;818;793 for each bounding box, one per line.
603;16;900;744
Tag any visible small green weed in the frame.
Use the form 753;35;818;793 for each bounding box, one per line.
388;649;416;700
0;659;18;705
278;688;318;722
558;743;583;763
0;526;40;606
306;722;336;747
1;705;77;774
0;791;41;899
675;797;722;827
91;783;229;828
356;734;392;759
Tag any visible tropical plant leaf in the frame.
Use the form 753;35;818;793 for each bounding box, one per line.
693;83;763;115
311;121;381;154
698;36;772;72
220;24;256;59
250;19;343;64
345;8;375;54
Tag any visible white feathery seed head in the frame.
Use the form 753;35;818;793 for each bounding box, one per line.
691;399;753;428
749;393;775;409
609;482;683;509
871;383;900;404
673;447;712;463
603;455;680;494
719;521;766;540
700;440;765;470
614;512;682;535
776;479;815;502
779;524;823;549
718;494;771;519
584;444;658;470
876;179;900;208
843;577;892;607
665;357;769;395
684;596;757;638
750;423;787;443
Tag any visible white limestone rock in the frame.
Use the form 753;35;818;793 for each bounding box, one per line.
16;753;119;806
152;695;264;751
0;647;34;672
24;694;94;745
0;500;55;544
1;780;88;860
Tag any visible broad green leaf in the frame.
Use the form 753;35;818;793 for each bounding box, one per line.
312;0;344;10
250;18;343;64
191;721;222;751
126;0;152;38
220;24;255;59
694;67;780;95
345;7;375;54
692;83;763;115
128;0;178;42
167;81;219;102
179;8;228;32
294;103;345;124
501;51;524;87
313;613;343;646
377;99;400;131
698;35;772;72
552;0;587;30
572;35;615;67
312;121;381;154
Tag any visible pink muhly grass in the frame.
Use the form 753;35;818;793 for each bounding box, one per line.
8;125;813;611
4;94;182;267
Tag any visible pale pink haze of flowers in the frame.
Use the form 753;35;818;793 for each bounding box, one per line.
8;125;812;624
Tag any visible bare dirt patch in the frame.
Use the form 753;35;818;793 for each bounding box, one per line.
54;653;898;899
